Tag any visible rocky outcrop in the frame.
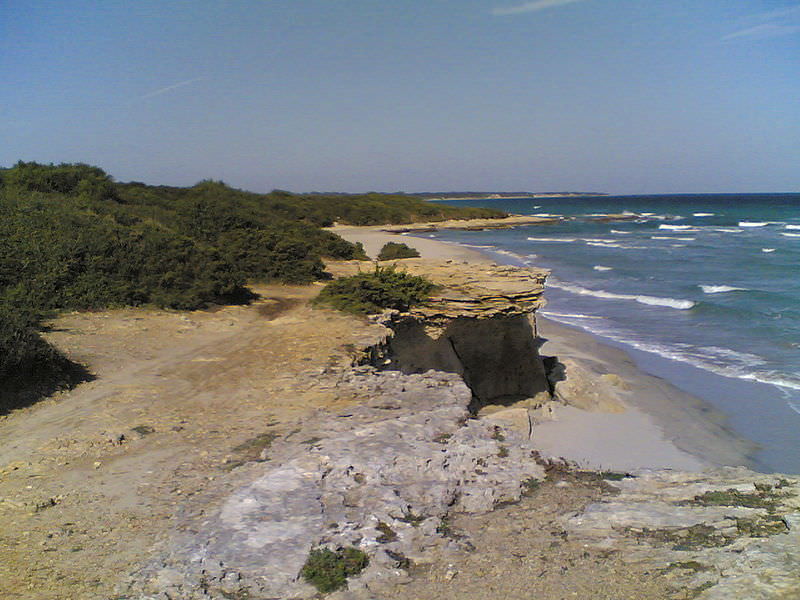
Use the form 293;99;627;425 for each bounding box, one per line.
121;368;545;599
377;215;560;233
330;260;554;412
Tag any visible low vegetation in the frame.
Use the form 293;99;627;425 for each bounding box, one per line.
1;161;494;412
299;547;369;593
312;265;436;315
377;241;420;260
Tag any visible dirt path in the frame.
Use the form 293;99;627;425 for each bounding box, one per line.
0;285;382;600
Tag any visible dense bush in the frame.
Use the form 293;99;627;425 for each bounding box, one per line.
313;265;436;314
377;241;420;260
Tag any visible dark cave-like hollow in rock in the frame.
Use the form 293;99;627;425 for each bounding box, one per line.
384;313;552;413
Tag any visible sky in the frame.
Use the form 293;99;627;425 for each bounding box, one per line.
1;1;799;194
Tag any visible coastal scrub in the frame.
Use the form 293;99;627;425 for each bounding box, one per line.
312;265;435;314
377;241;420;260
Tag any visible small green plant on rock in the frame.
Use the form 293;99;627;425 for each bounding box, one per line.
377;241;420;261
300;547;369;593
375;521;398;543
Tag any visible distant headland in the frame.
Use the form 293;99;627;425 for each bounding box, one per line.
410;191;609;201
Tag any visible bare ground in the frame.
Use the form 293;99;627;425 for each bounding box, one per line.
1;286;672;600
0;284;381;600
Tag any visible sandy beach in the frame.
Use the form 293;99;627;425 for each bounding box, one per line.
330;223;757;472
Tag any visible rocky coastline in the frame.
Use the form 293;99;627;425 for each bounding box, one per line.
2;238;799;599
119;259;800;600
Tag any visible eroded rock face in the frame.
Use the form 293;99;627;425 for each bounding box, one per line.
386;313;551;409
329;260;554;411
123;368;544;599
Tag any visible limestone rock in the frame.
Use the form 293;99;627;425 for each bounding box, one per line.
552;358;627;413
124;369;545;599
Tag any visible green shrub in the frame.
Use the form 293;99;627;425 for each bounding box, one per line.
313;265;436;315
300;547;369;593
377;241;420;261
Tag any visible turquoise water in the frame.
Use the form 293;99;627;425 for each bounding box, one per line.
428;194;800;473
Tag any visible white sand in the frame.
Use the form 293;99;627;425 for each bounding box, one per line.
332;225;754;472
328;225;491;262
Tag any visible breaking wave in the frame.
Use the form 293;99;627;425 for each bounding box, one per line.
658;224;694;231
699;285;748;294
548;280;696;310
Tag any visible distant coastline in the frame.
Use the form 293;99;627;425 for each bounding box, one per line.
417;192;609;201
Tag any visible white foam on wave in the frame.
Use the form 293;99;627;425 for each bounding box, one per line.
541;311;605;320
548;280;696;310
762;248;776;253
527;237;577;242
658;224;694;231
699;284;748;294
712;228;743;233
781;232;800;238
586;241;624;248
693;213;715;217
739;221;769;227
533;205;542;209
593;265;613;271
651;236;696;241
786;225;800;230
610;229;632;234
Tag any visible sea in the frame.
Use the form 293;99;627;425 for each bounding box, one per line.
425;194;800;474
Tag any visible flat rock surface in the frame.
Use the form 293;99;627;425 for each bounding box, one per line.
328;259;549;320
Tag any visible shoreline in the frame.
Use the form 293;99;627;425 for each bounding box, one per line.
332;224;758;472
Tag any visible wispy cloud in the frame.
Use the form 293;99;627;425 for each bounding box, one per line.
723;3;800;41
492;0;588;17
722;23;800;41
140;77;204;100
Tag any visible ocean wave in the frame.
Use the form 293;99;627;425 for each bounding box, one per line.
699;285;748;294
658;224;694;231
781;232;800;238
739;221;769;227
610;229;632;234
541;311;605;320
541;314;800;394
527;237;577;242
786;225;800;230
712;228;744;233
593;265;613;271
585;241;625;248
548;281;696;309
651;236;696;241
693;213;715;217
762;248;776;253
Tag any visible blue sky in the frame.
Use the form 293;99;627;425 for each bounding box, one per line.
2;1;798;194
